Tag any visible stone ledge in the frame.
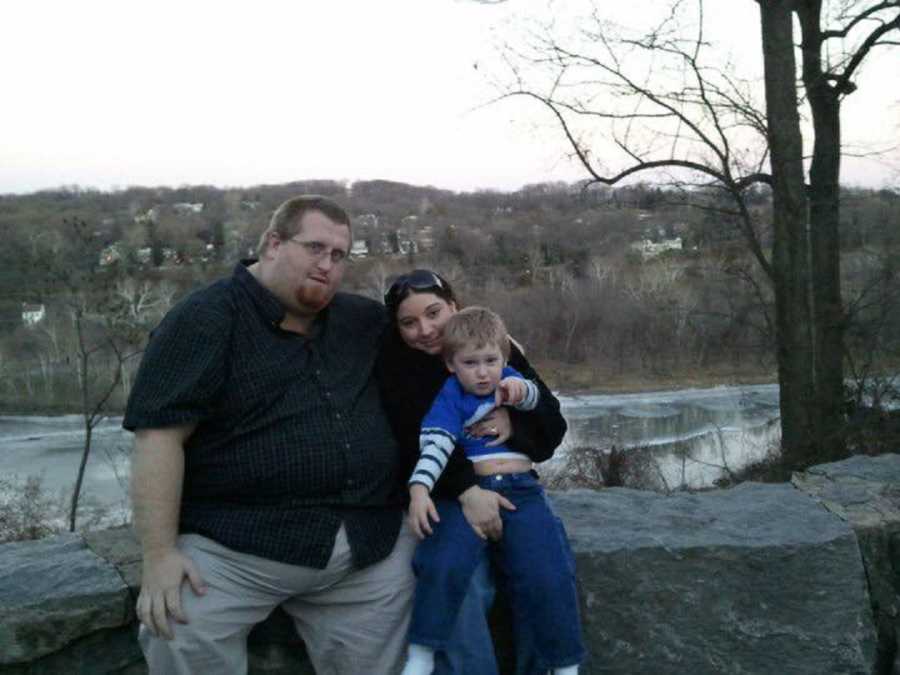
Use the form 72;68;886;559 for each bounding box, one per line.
0;534;132;665
794;454;900;674
4;455;900;674
558;481;875;674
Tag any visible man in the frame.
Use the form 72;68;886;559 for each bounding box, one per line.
124;195;417;674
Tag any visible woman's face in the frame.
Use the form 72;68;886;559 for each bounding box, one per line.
395;291;457;355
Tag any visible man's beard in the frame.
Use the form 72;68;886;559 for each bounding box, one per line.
295;283;333;313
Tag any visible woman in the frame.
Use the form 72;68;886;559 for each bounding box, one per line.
377;269;568;674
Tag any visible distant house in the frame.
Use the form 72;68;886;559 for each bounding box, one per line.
173;202;204;214
100;243;123;266
356;213;380;229
397;235;418;256
134;207;159;224
350;240;369;258
631;237;683;259
416;225;435;252
22;303;45;327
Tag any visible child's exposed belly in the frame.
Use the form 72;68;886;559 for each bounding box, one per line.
473;457;533;476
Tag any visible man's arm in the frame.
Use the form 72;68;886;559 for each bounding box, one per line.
132;423;206;640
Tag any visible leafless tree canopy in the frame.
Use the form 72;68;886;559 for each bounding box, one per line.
489;0;900;469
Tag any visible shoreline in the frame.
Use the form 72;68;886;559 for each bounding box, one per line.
537;361;779;397
1;369;781;418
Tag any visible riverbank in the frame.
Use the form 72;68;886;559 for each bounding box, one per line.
0;365;781;416
537;360;778;396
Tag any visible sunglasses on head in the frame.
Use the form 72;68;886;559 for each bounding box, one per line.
384;270;445;309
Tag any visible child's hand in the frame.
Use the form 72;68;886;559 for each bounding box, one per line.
495;377;527;407
408;484;439;539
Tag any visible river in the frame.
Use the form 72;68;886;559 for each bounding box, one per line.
1;383;781;524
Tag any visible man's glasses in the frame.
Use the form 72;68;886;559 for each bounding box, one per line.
286;238;347;265
384;270;445;309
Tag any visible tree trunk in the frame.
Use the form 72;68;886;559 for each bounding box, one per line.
758;1;819;469
69;309;91;532
69;422;92;532
797;0;847;462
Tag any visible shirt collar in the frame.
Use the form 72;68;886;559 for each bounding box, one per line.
234;260;329;334
234;260;286;328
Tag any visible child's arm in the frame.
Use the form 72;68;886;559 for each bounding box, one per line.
408;484;439;539
494;367;539;410
504;346;567;462
408;381;463;535
408;425;455;538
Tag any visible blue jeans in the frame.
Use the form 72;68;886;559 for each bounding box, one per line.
434;553;498;675
411;473;585;671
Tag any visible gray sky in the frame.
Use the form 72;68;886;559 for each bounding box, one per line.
2;0;897;195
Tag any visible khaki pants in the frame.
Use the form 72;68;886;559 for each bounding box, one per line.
139;523;418;675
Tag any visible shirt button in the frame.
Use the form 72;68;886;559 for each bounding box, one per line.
325;392;331;398
335;413;342;420
345;443;351;449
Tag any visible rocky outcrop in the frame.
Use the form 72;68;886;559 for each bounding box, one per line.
0;534;132;666
5;455;900;674
558;482;876;674
794;454;900;674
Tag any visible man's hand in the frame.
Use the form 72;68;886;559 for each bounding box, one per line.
408;484;440;539
495;377;527;407
136;548;207;640
458;485;515;541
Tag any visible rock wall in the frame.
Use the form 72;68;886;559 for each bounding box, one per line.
3;455;899;674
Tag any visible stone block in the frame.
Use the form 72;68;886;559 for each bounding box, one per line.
793;453;900;674
0;533;131;665
551;483;877;674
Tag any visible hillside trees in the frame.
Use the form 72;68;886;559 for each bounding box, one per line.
495;0;899;470
12;218;174;530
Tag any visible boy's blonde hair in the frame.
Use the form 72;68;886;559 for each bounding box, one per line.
441;306;510;361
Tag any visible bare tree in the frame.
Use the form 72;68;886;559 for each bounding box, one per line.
31;218;145;531
492;0;899;469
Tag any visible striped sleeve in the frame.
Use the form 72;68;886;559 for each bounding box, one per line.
410;378;464;491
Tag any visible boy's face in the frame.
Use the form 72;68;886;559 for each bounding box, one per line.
446;342;505;397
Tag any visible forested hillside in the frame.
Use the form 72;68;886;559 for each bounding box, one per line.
0;179;897;412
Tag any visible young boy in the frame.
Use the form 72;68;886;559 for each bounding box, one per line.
402;307;584;675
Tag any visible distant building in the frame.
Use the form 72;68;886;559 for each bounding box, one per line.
356;213;380;229
397;235;418;256
100;243;123;266
416;225;435;252
173;202;204;214
134;207;159;224
631;237;683;259
350;240;369;258
22;303;45;327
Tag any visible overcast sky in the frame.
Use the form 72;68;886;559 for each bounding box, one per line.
2;0;897;195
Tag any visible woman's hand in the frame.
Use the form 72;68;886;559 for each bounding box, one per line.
408;484;439;539
467;407;512;448
458;485;515;541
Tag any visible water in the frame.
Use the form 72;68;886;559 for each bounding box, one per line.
0;384;782;522
1;414;132;526
555;384;781;489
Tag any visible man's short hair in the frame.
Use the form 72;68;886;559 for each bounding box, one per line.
256;195;351;256
441;306;510;361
